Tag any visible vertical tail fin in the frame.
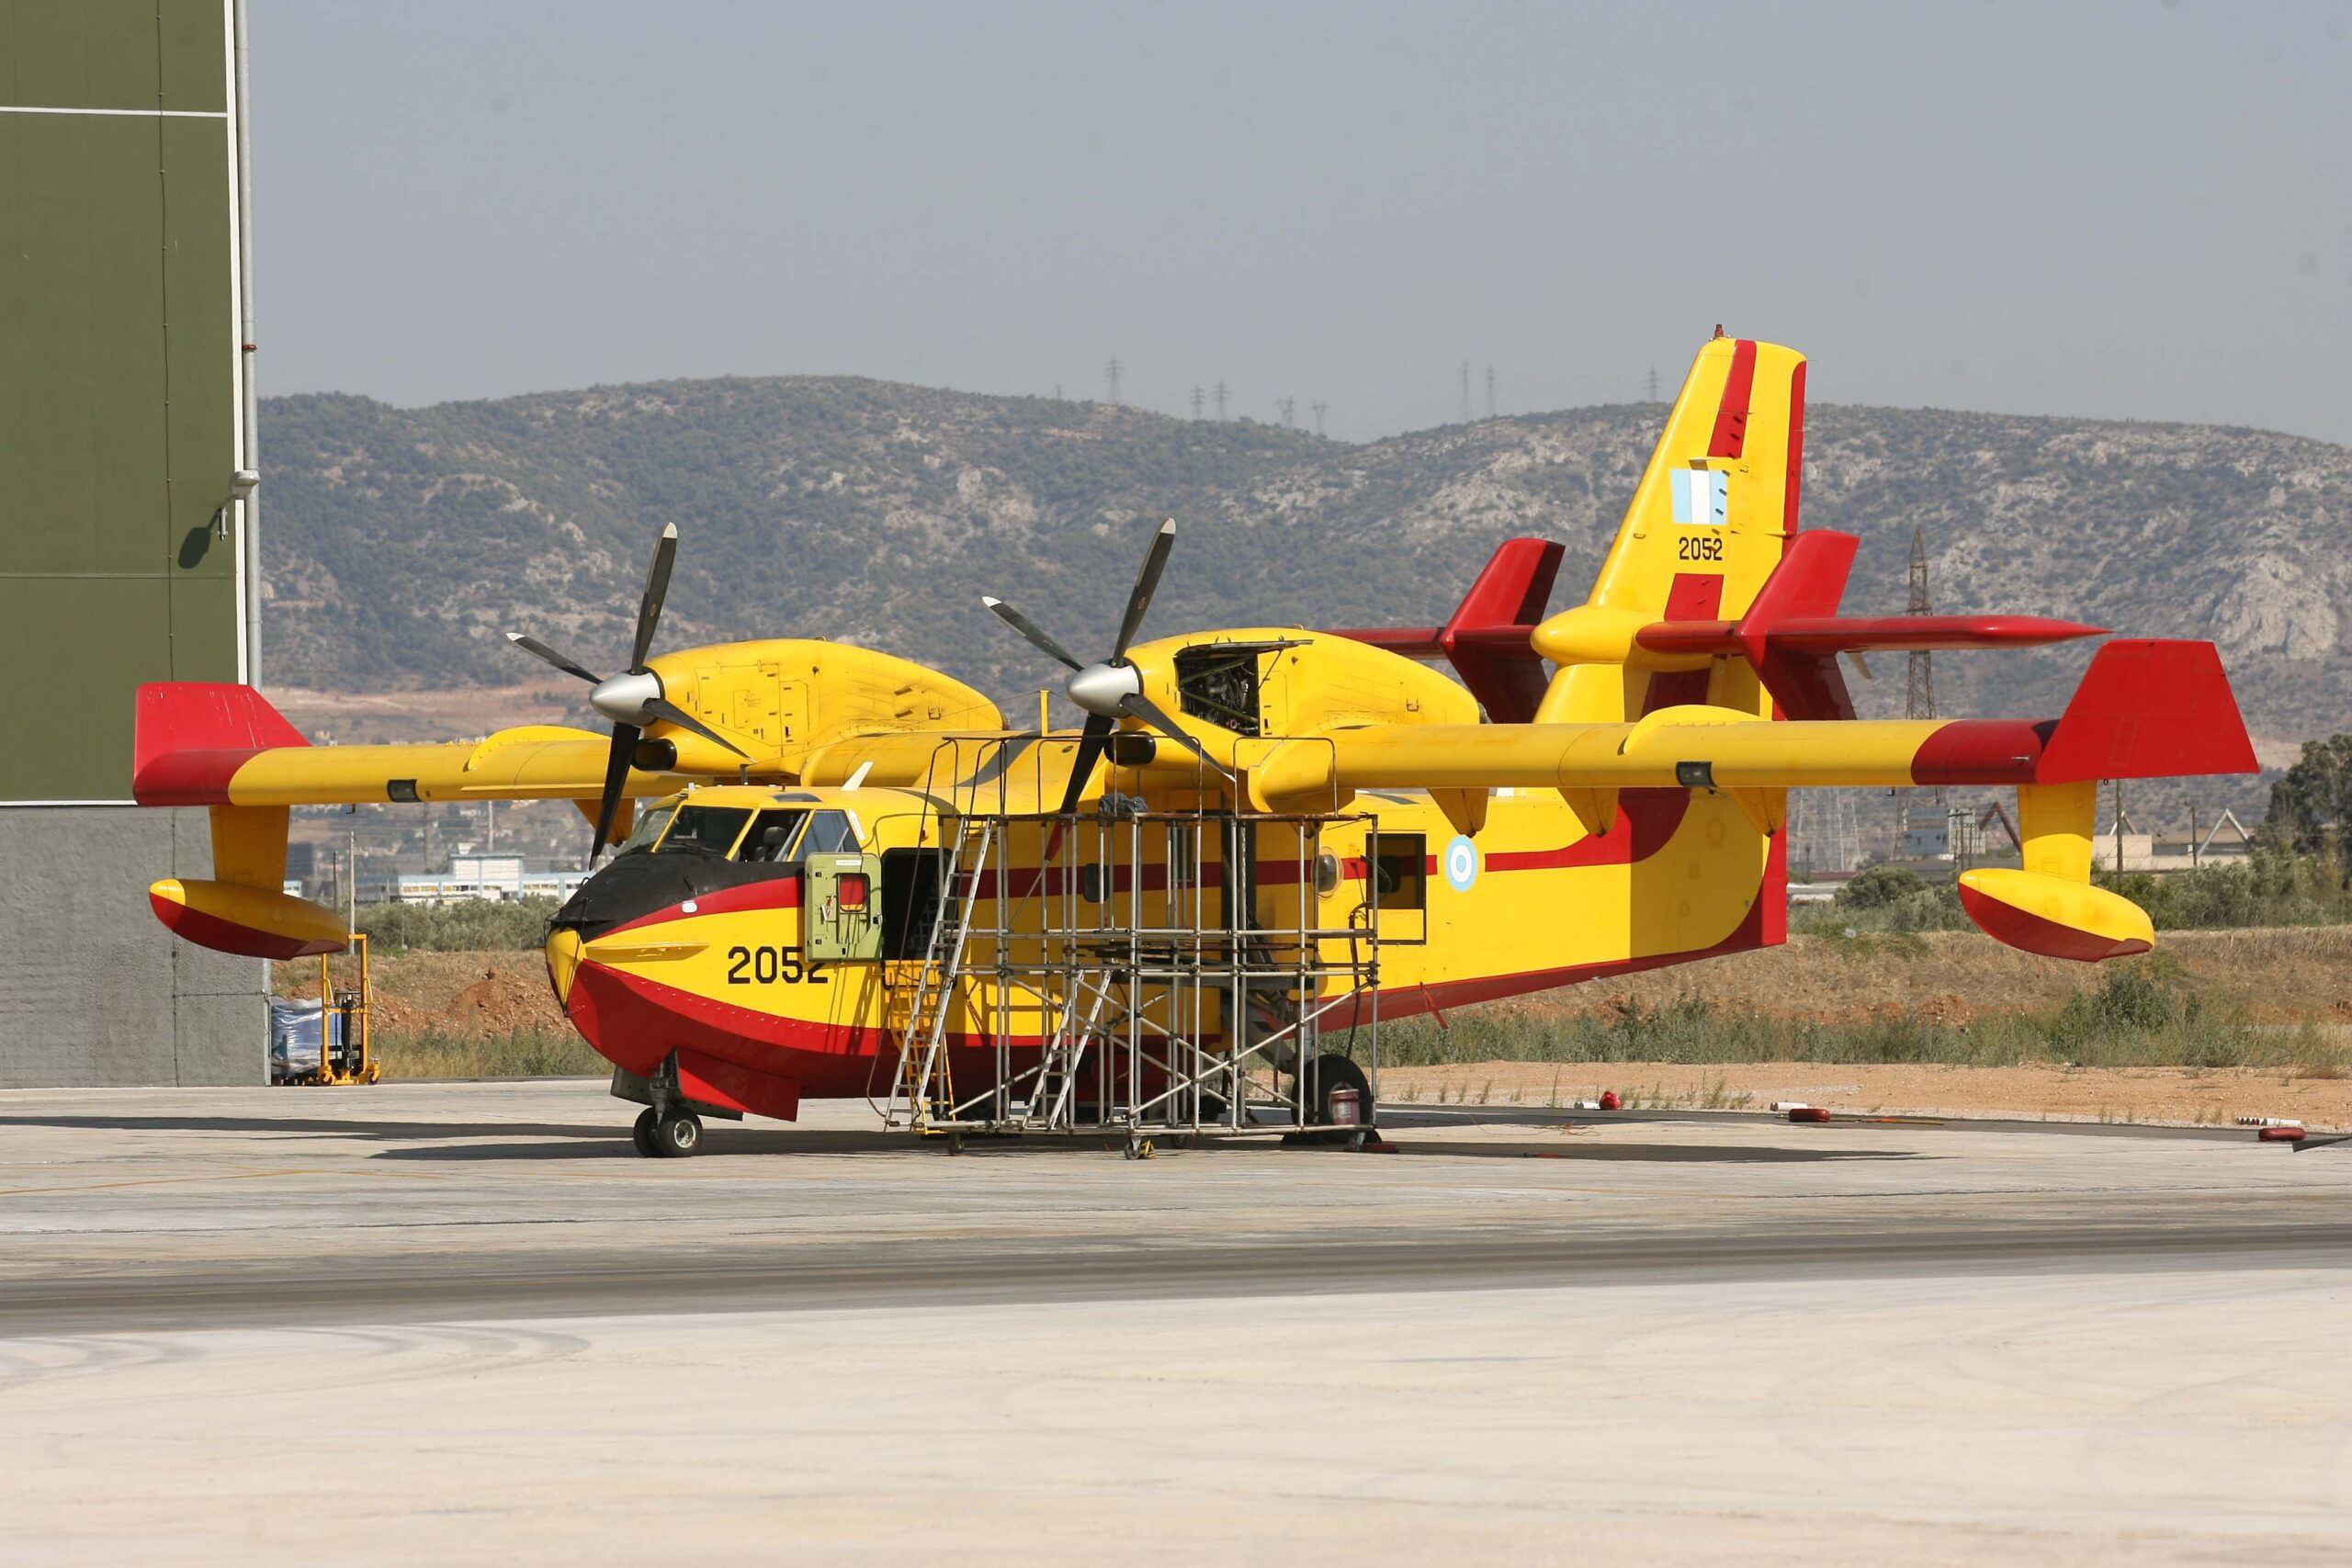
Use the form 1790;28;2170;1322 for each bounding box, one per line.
1534;334;1808;722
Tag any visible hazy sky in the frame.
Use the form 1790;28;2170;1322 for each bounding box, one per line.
256;1;2352;444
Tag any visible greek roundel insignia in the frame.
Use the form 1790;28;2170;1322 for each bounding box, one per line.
1443;835;1479;893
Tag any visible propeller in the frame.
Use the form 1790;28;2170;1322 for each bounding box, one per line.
505;523;747;857
983;518;1229;816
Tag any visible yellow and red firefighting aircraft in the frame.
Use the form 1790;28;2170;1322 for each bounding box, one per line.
134;334;2256;1155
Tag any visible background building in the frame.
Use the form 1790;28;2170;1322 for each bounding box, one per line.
0;0;266;1085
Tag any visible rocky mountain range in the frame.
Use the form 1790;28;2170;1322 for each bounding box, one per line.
259;377;2348;758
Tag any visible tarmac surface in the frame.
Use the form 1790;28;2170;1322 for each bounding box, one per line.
3;1080;2348;1562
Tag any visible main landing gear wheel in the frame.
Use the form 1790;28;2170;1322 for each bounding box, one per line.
1298;1055;1374;1145
630;1107;660;1156
644;1108;703;1158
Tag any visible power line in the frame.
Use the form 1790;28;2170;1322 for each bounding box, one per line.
1213;380;1229;420
1905;527;1935;720
1901;526;1945;858
1485;365;1496;419
1104;356;1122;405
1275;396;1296;429
1459;360;1471;423
1646;365;1660;403
1190;385;1204;420
1310;400;1328;437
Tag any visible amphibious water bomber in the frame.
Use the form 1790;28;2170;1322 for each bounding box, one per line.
130;335;2256;1155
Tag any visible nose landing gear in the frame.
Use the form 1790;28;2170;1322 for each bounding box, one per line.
631;1105;704;1158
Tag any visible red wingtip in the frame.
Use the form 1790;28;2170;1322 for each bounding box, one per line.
133;683;309;806
2038;640;2258;784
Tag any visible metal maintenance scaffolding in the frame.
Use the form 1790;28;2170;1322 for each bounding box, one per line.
882;799;1385;1149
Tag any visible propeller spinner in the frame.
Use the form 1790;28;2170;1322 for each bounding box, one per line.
983;518;1227;816
506;523;746;857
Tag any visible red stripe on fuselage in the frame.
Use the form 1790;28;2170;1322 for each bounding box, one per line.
566;960;1053;1095
605;874;804;937
1332;828;1781;1025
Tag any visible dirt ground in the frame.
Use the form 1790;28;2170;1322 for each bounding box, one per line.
278;951;568;1040
1378;1060;2352;1132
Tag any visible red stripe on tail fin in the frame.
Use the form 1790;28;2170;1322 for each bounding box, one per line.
1708;338;1758;457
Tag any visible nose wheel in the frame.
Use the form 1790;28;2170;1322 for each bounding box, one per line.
631;1105;704;1158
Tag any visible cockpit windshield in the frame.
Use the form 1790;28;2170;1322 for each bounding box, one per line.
613;804;676;856
651;805;753;857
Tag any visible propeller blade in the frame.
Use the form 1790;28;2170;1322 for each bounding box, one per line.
1119;692;1231;780
628;524;678;673
644;695;749;759
505;633;604;686
591;723;641;857
982;595;1085;672
1111;518;1176;659
1056;714;1116;817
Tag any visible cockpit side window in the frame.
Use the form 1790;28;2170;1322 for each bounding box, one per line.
737;809;808;863
614;804;676;856
798;810;860;857
652;805;754;857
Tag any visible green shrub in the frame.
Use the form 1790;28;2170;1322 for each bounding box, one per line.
1836;865;1927;908
356;897;560;953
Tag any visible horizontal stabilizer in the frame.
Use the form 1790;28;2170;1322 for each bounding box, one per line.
1626;531;2105;719
1640;615;2110;657
1324;537;1564;722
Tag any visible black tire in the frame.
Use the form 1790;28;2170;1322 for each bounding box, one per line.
651;1109;703;1158
1299;1054;1374;1141
630;1107;660;1157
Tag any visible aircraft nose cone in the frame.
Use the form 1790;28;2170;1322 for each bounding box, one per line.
590;670;662;726
1065;660;1141;718
544;926;584;1010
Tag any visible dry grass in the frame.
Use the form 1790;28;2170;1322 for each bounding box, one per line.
373;1029;604;1079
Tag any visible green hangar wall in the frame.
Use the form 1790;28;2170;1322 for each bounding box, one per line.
0;0;266;1086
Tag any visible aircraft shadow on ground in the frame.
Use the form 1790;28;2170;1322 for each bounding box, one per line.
1387;1139;1919;1164
367;1130;1919;1165
0;1113;615;1143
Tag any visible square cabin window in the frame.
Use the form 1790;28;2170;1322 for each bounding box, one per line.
1371;833;1426;912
